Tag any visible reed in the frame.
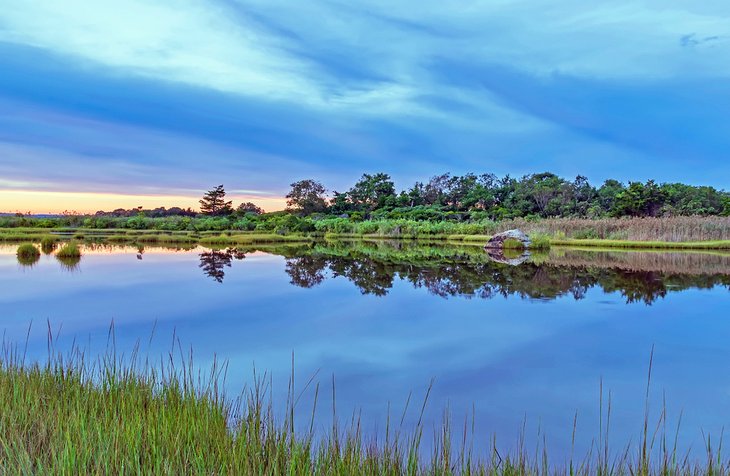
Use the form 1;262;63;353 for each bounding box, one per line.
551;239;730;250
200;234;313;246
56;241;82;258
16;243;40;259
16;243;41;266
0;334;726;474
39;235;59;254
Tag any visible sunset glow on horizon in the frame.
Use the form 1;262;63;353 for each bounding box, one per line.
0;190;287;215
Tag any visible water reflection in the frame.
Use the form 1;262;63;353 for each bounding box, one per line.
56;255;81;272
215;242;730;305
17;252;40;267
199;248;246;283
41;241;56;255
485;247;531;265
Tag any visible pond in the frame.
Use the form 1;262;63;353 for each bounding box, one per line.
1;240;729;460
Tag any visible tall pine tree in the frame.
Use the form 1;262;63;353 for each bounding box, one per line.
199;185;233;216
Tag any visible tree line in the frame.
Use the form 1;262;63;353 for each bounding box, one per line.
31;173;730;224
283;172;730;220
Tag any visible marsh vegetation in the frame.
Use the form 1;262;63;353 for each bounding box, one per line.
0;337;727;475
16;243;40;266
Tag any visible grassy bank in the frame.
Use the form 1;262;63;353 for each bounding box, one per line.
3;218;730;251
551;239;730;250
0;343;727;475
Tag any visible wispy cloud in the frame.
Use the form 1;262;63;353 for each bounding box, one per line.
0;0;729;211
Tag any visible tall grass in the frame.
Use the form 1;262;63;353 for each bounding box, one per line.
510;216;730;242
40;235;59;254
528;233;551;251
320;217;730;243
199;233;313;246
16;243;40;266
0;334;727;474
16;243;40;259
551;239;730;250
56;241;82;258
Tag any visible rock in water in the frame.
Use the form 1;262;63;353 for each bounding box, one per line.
484;229;531;249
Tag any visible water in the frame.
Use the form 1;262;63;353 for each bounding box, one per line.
2;241;730;460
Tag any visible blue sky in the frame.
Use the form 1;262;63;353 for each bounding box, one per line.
1;0;729;211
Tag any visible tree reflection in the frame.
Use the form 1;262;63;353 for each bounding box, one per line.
285;256;327;288
279;244;730;305
199;248;246;283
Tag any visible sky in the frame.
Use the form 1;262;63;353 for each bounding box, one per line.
1;1;729;213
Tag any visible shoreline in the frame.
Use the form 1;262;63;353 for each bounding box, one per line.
2;227;730;251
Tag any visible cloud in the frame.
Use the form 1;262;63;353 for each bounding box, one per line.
1;0;729;204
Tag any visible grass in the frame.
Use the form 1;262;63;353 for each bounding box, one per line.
551;239;730;250
133;234;199;244
0;232;40;242
16;243;40;258
16;243;40;266
528;233;551;251
199;233;314;246
2;216;730;250
0;338;727;474
56;241;82;258
40;235;59;254
501;238;527;250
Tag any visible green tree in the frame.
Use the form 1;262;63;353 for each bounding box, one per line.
612;180;666;217
596;179;625;214
199;185;233;216
236;202;263;216
347;173;396;211
286;179;327;215
329;191;351;215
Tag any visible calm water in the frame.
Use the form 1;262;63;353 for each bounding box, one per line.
2;241;730;459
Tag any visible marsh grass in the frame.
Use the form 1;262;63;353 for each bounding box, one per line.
0;232;40;242
16;243;40;266
55;242;82;270
551;239;730;250
502;238;526;251
40;235;59;254
528;233;551;251
132;234;199;244
56;241;82;258
508;217;730;242
0;330;726;475
200;234;314;246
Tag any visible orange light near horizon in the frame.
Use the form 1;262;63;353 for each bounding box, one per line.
0;190;287;214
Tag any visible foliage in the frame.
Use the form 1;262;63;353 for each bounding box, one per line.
286;179;327;215
235;202;263;216
528;233;551;251
199;185;233;216
3;172;730;244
